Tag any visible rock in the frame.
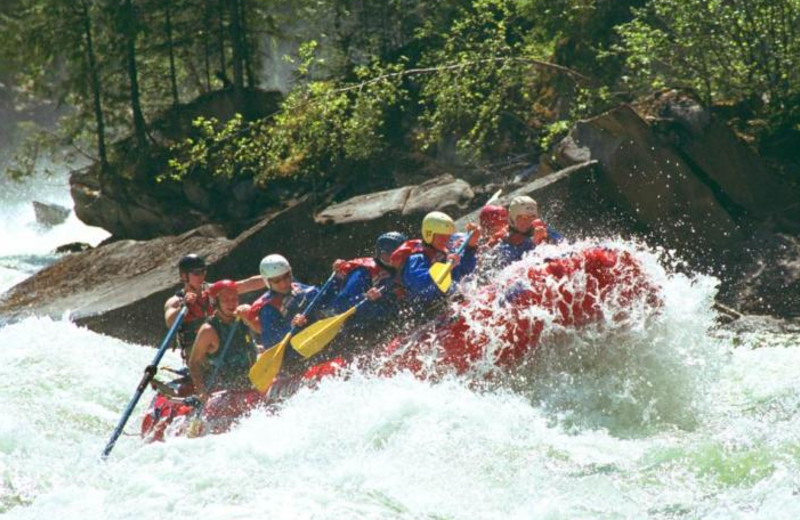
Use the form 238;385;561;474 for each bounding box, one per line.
402;175;474;215
54;242;92;254
32;201;70;227
548;104;745;266
315;186;412;225
648;91;796;224
0;227;234;345
726;233;800;317
316;174;474;225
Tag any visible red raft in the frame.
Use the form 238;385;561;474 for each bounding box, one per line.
141;245;661;441
378;245;661;378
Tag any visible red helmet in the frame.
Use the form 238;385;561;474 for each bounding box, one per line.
479;205;508;229
208;279;237;298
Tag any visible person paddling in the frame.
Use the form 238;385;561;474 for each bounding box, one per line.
479;204;509;248
495;196;563;267
322;231;408;336
187;280;258;403
391;211;480;308
164;254;264;364
241;254;321;353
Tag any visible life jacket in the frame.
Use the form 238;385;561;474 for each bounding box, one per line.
206;316;258;392
503;229;532;247
247;283;312;324
175;285;214;359
504;219;550;247
390;239;442;270
335;257;382;280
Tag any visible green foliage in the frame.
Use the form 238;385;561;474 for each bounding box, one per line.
168;0;598;186
615;0;800;127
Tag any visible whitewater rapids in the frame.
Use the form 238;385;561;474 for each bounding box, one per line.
1;177;799;519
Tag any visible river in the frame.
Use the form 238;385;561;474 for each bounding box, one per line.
1;174;798;519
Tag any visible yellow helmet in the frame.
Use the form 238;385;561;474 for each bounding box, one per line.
421;211;456;244
508;195;539;222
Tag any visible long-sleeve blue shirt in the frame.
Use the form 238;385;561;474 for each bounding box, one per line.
401;238;477;307
495;227;564;267
257;282;319;360
323;265;401;330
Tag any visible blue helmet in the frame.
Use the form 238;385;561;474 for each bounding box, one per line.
375;231;407;257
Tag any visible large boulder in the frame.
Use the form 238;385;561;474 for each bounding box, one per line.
0;174;477;345
316;174;474;225
0;224;232;346
549;104;745;264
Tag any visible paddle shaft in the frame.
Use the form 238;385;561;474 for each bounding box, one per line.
102;305;188;458
204;319;242;395
431;230;475;287
287;271;338;338
248;272;339;392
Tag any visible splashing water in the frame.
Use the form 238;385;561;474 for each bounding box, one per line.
1;176;799;518
0;173;109;294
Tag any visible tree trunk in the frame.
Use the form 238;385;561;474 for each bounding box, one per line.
123;0;148;151
203;0;212;91
217;0;227;83
165;0;180;105
240;0;255;88
79;0;109;177
229;0;245;100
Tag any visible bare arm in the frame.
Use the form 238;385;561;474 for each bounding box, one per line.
235;275;266;294
188;324;219;400
164;295;183;328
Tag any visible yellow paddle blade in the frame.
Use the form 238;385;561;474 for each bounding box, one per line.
248;333;290;393
291;307;357;359
429;261;454;293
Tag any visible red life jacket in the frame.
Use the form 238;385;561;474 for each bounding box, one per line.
390;239;440;269
177;286;213;322
336;256;405;300
335;257;382;279
504;219;546;247
246;283;306;324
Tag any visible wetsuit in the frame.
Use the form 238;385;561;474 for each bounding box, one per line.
322;257;403;331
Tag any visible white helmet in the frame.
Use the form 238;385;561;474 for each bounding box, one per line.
508;195;539;222
259;254;291;282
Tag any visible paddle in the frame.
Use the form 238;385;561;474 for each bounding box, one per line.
248;272;337;393
289;288;383;358
429;230;475;293
102;305;188;458
185;318;242;437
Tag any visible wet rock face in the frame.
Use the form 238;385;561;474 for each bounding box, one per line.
546;94;800;317
33;201;70;227
316;174;474;225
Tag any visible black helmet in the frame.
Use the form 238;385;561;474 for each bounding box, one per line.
375;232;407;257
178;254;206;273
